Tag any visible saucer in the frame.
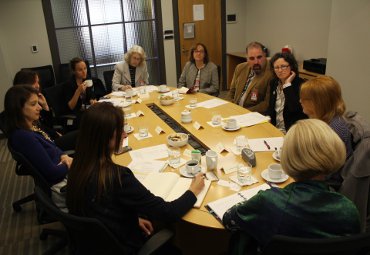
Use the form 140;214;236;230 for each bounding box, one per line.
261;169;288;183
272;151;281;162
125;125;134;134
221;124;241;131
158;88;170;93
179;165;206;178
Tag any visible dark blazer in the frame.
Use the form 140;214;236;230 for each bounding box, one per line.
266;75;307;131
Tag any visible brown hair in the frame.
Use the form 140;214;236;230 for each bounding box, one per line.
189;43;209;64
67;102;124;215
300;76;346;123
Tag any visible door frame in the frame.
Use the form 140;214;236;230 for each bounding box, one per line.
172;0;227;91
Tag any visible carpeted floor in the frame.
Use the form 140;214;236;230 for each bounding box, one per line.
0;139;68;255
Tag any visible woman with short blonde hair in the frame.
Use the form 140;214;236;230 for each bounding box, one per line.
300;76;352;157
112;45;149;91
222;119;360;249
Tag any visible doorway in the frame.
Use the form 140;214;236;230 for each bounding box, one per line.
173;0;226;90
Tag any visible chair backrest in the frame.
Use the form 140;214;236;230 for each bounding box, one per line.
262;233;370;255
34;186;127;255
7;142;51;194
22;65;56;90
340;111;370;231
103;70;114;94
92;78;107;99
58;60;92;84
43;84;70;117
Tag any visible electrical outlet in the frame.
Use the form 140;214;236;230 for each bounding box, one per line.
31;45;38;53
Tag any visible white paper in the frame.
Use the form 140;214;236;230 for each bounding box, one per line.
128;160;168;175
193;4;204;21
197;98;228;109
215;142;228;154
178;87;189;94
110;91;126;97
228;112;270;128
229;175;259;187
168;158;187;169
146;85;159;92
125;112;137;119
248;137;284;152
129;144;169;161
155;126;165;134
99;98;131;108
193;121;203;130
183;149;192;158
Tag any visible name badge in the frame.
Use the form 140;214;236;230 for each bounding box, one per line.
251;89;258;102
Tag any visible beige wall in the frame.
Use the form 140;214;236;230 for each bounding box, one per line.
0;0;52;111
244;0;332;62
226;0;247;52
326;0;370;122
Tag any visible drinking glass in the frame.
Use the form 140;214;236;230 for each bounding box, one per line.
138;127;148;137
168;147;181;165
189;98;197;107
237;163;252;183
236;135;248;153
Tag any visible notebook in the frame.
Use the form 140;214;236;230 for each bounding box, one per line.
142;172;211;208
206;183;270;222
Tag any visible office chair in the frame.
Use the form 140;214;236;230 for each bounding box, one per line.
103;69;114;94
21;65;56;90
0;111;35;212
261;233;370;255
58;60;92;84
34;186;175;255
43;84;77;132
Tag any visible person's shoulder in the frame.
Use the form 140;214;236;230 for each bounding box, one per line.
236;61;249;70
114;61;126;70
207;61;217;68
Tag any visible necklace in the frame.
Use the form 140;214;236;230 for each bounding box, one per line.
32;125;52;142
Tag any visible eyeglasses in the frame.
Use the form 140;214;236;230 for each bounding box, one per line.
194;50;204;54
274;65;290;71
247;55;263;61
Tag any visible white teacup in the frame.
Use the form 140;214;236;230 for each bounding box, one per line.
268;163;284;179
205;150;218;171
84;79;93;87
185;159;201;175
159;85;167;92
226;118;237;129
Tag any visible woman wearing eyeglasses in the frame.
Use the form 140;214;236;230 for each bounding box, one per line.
266;52;307;133
177;43;219;96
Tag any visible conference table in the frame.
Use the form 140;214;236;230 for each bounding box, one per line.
110;86;290;253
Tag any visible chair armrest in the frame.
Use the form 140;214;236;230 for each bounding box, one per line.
138;228;174;255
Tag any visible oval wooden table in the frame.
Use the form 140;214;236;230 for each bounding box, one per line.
111;87;290;254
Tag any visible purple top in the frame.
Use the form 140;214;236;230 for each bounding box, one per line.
9;129;68;185
330;116;353;158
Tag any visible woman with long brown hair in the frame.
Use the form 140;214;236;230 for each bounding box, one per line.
66;102;204;254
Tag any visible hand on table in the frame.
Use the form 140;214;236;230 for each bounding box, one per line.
189;173;205;196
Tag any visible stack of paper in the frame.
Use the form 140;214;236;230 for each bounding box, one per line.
228;112;270;127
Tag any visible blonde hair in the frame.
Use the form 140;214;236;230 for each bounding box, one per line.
124;45;147;67
300;76;346;123
281;119;346;181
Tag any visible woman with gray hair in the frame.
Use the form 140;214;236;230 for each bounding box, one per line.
112;45;149;91
223;119;360;250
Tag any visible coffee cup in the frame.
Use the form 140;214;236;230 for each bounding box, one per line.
268;163;284;179
84;79;93;87
226;118;237;129
181;110;192;123
185;159;201;175
205;150;218;171
124;123;131;133
159;85;167;92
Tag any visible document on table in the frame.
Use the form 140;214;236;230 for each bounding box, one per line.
128;159;168;175
228;112;270;127
248;137;284;152
110;91;126;97
197;98;228;109
129;144;169;161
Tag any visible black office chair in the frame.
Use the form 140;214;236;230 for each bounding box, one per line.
34;186;175;255
43;84;77;132
58;60;92;84
261;233;370;255
21;65;56;90
103;69;114;94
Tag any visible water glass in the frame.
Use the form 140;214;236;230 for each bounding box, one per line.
168;147;181;165
211;114;222;125
237;163;252;183
138;127;148;137
172;89;179;99
189;98;197;107
236;135;248;152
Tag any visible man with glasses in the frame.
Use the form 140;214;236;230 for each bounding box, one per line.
227;42;272;113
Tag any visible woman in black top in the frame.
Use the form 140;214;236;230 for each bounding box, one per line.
66;102;204;254
266;52;307;133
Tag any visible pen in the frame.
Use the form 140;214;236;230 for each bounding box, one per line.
264;140;271;150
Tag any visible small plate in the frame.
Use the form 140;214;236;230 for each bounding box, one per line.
221;124;241;132
158;88;170;93
261;169;288;183
179;165;206;178
125;125;134;134
272;151;281;162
